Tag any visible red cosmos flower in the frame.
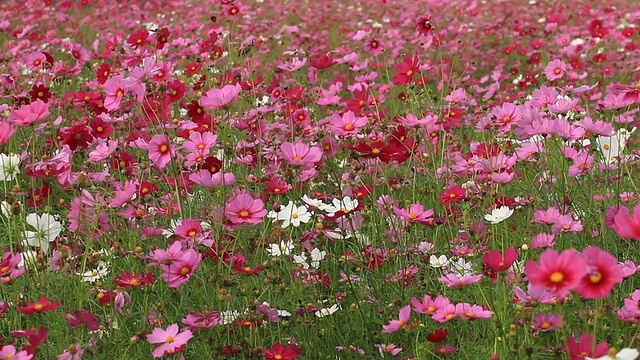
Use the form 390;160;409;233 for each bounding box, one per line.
26;182;50;208
89;117;113;139
415;15;435;36
96;63;110;84
264;343;301;360
310;53;336;69
166;79;186;103
438;186;466;206
127;28;149;49
11;326;48;356
154;27;170;49
59;123;93;150
114;271;155;288
482;248;518;272
64;309;101;331
426;328;448;343
392;55;420;86
17;297;59;315
29;84;52;103
232;264;264;275
351;140;398;163
96;289;117;306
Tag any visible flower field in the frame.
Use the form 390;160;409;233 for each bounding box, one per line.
1;0;640;358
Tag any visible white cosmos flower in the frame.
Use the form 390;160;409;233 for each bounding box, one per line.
596;128;634;164
293;248;326;269
315;304;340;317
484;206;514;224
277;201;313;228
219;310;242;325
266;240;295;256
322;196;359;217
0;153;21;181
448;258;473;276
586;348;640;360
22;213;62;254
80;261;110;283
429;254;450;268
301;194;328;209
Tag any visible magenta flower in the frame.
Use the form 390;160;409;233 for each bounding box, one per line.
610;202;640;240
224;193;267;225
431;304;457;323
9;99;50;126
524;249;587;294
566;333;609;360
146;324;193;358
326;111;368;136
481;247;518;272
280;142;323;169
375;343;402;355
392;203;434;225
201;83;242;110
147;134;175;169
381;305;411;333
0;122;15;145
544;59;566;81
575;246;622;299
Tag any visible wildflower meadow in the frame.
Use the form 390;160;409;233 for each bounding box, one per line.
2;0;640;358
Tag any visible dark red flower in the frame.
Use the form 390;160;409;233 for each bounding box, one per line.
29;84;52;103
114;271;155;288
310;54;336;70
426;328;448;343
127;28;149;49
64;309;101;331
264;343;301;360
96;63;111;84
438;186;466;206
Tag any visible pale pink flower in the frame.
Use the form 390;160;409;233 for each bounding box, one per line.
201;83;242;110
392;203;434;225
531;312;564;331
146;324;193;358
9;99;50;126
454;303;492;320
88;139;118;162
279;142;323;169
326;111;368;136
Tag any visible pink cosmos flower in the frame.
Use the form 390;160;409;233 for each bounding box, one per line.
102;75;129;111
610;202;640;240
182;311;221;330
621;290;640;318
88;139;118;162
545;59;566;81
491;102;522;132
524;249;587;294
393;203;434;225
530;233;556;249
0;251;24;284
201;83;242;110
326;111;368;136
147;134;175;169
26;52;46;70
0;345;33;360
160;248;201;288
454;303;492;320
9;99;50;126
110;180;138;208
575;246;622;299
182;131;217;153
531;312;564;332
551;215;583;234
0;122;15;144
411;294;450;315
364;37;384;56
382;305;411;333
189;170;235;188
431;304;457;323
375;343;402;355
146;324;193;358
438;273;483;287
224;193;267;225
279;142;323;169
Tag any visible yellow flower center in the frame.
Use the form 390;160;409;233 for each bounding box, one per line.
549;271;564;283
589;271;602;283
